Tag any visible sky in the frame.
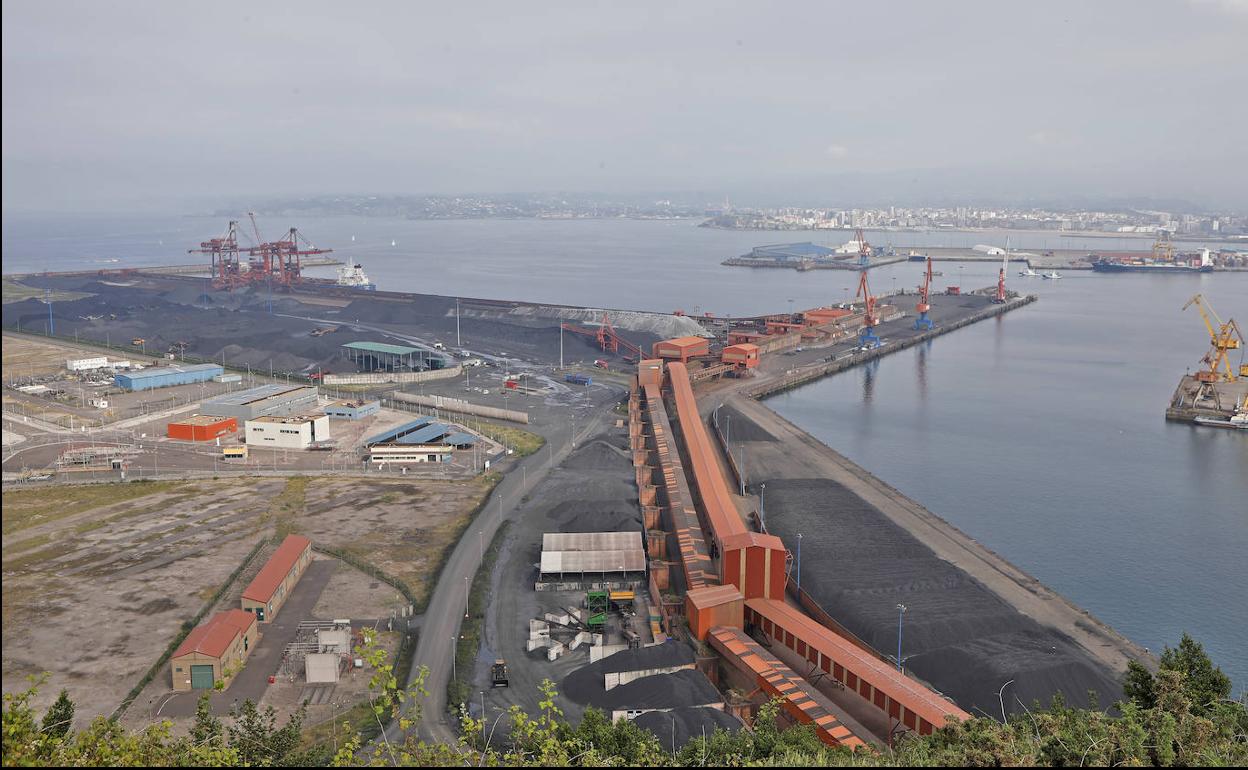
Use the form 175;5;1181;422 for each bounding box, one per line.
3;0;1246;213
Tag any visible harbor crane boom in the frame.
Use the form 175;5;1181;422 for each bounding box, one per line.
855;227;872;268
914;256;934;330
1182;294;1243;382
856;269;881;348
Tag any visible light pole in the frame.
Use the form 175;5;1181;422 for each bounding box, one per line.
759;483;766;528
998;680;1015;722
456;298;461;347
464;575;470;618
896;604;907;673
796;533;803;593
451;635;457;683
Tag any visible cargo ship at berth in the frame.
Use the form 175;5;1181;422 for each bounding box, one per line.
1091;233;1213;273
1091;259;1212;274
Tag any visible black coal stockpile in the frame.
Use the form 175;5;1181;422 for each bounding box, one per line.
762;477;1125;717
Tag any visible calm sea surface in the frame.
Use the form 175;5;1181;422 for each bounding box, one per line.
5;214;1246;692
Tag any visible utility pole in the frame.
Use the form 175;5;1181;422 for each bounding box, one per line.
559;320;564;370
456;298;461;347
796;533;803;593
896;604;907;672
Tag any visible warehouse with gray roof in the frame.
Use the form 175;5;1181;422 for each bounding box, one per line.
201;384;319;421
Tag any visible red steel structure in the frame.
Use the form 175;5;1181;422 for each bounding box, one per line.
561;313;644;359
190;218;332;290
652;360;971;740
709;626;867;749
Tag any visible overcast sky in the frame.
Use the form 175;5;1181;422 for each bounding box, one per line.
3;0;1246;212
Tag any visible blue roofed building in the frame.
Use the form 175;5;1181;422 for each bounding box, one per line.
114;363;224;391
363;417;479;466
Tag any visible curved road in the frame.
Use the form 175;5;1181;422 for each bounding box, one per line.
393;399;618;746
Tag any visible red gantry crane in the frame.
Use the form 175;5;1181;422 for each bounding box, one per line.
993;247;1008;304
190;217;332;290
856;269;881;348
855;227;872;268
913;256;934;330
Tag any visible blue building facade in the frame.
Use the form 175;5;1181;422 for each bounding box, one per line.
114;363;224;391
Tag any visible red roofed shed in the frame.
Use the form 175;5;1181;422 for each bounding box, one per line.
241;534;312;622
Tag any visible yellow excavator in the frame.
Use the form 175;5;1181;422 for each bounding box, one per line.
1182;294;1245;382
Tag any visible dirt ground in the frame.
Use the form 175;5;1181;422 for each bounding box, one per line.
2;471;497;729
1;478;279;726
293;474;498;608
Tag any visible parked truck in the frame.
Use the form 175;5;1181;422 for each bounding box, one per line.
564;374;592;386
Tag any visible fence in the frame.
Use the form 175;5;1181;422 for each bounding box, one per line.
321;365;462;386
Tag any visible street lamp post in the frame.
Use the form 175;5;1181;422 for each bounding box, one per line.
464;575;470;618
759;483;766;528
796;533;803;593
896;604;907;673
998;680;1015;722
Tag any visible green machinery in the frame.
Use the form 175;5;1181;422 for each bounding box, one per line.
586;590;609;630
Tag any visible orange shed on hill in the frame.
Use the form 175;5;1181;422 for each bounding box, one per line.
652;336;710;362
721;343;760;369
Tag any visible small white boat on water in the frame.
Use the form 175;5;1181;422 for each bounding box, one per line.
1042;271;1063;279
1019;267;1038;277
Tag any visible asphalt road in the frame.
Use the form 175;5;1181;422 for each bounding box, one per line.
400;390;623;745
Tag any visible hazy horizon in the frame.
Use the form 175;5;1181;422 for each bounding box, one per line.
4;0;1247;214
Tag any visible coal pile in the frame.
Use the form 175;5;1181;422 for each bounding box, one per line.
763;477;1125;717
633;706;743;749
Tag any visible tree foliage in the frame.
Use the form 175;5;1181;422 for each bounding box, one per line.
4;635;1245;767
38;689;74;740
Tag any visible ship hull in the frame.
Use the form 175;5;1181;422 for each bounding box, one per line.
1092;261;1212;273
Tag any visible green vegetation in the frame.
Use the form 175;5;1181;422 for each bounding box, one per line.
6;634;1245;767
447;522;510;710
1;280;92;304
1;480;180;535
472;422;545;457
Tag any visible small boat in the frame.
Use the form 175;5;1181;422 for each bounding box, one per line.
1018;267;1038;277
391;239;397;247
1194;415;1247;431
1042;271;1063;280
931;270;944;276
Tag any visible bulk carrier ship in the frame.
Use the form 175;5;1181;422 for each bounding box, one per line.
1091;232;1213;273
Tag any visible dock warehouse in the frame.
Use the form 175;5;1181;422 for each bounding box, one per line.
540;531;646;580
240;534;312;622
201;383;319;421
113;363;223;391
324;399;381;420
363;417;478;465
342;341;445;372
244;414;330;450
170;608;257;691
167;414;238;442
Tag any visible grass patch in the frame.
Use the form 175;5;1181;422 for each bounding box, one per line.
299;700;379;755
447;521;510;711
470;422;545;458
1;480;181;536
0;542;80;573
269;476;310;537
4;532;54;555
1;280;92;305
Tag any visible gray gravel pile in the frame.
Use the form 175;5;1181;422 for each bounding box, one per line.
763;477;1125;717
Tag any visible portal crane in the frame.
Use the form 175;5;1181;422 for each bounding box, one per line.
1183;294;1244;382
855;227;872;268
913;256;934;330
856;269;881;348
188;220;244;290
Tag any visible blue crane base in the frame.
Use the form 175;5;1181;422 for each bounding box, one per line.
858;328;881;348
913;314;934;331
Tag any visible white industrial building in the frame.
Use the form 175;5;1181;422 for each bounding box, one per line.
244;414;330;450
66;357;109;371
